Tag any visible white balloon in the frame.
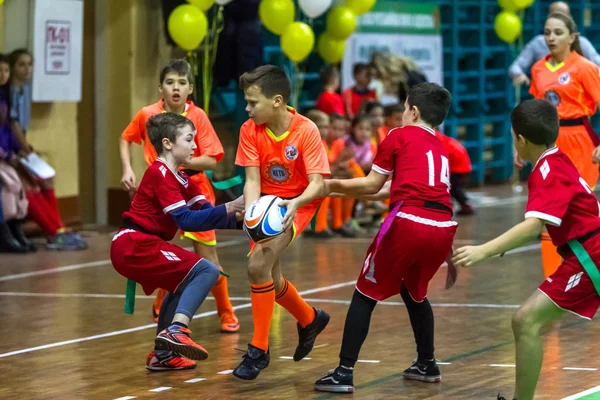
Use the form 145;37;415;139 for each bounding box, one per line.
215;0;233;5
299;0;333;18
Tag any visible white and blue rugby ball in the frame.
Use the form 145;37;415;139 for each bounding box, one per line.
243;195;287;243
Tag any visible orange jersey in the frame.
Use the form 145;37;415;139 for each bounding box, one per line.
322;138;345;164
530;51;600;119
377;125;390;144
235;108;330;198
121;99;224;166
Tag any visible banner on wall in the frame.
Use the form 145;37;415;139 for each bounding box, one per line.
341;2;442;105
32;0;83;102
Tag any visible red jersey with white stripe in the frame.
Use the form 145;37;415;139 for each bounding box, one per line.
525;146;600;246
122;159;205;241
372;125;453;210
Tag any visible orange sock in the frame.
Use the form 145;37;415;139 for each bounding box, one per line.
332;197;343;229
153;288;167;315
541;232;561;278
342;198;355;222
275;278;316;328
315;197;331;232
250;280;275;351
212;266;233;316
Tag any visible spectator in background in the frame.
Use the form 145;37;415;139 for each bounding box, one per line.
9;48;87;251
508;1;600;86
0;53;31;253
342;63;377;120
316;66;344;116
345;114;374;175
380;104;404;142
362;101;385;149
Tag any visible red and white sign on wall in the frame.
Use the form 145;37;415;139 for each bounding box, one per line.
45;20;71;75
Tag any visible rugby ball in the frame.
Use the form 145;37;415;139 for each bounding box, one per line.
243;195;287;243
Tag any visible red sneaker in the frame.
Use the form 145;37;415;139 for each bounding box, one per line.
145;351;197;372
155;325;208;360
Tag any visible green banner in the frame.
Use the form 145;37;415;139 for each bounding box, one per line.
356;2;441;35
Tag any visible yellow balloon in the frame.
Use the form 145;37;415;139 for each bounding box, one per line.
259;0;295;36
495;12;522;43
345;0;376;16
168;5;208;51
317;33;346;64
326;6;357;41
498;0;519;12
513;0;535;8
281;22;315;62
187;0;215;11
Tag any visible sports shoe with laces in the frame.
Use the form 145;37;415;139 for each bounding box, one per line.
294;308;330;361
314;366;354;393
155;325;208;360
402;358;442;383
145;350;196;371
232;343;270;380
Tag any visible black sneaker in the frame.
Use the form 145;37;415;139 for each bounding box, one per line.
497;394;512;400
293;308;330;361
402;359;441;383
232;344;270;380
314;367;354;393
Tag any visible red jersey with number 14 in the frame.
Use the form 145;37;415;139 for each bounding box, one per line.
525;146;600;247
372;125;452;210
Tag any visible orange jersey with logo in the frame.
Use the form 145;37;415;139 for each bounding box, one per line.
530;51;600;119
121;99;224;166
235;108;330;198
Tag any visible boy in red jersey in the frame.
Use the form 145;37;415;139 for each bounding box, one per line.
233;65;331;380
454;99;600;400
342;63;377;119
436;130;474;215
111;113;244;371
315;83;457;393
119;59;239;332
316;66;344;116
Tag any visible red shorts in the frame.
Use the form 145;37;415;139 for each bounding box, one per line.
356;206;457;302
110;229;202;295
180;173;217;246
538;235;600;320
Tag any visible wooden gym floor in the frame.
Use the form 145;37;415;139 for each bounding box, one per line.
1;185;599;400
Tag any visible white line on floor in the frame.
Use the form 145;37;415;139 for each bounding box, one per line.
113;397;136;400
0;280;356;359
489;364;515;367
562;384;600;400
437;362;452;365
0;239;245;283
302;298;521;309
148;387;171;392
217;369;233;375
563;367;598;371
313;343;329;349
279;356;311;360
357;360;380;363
184;378;206;383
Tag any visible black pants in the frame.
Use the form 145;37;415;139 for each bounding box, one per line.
450;173;469;206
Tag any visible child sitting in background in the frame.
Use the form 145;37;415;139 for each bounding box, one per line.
345;115;374;175
379;104;404;143
342;64;377;120
316;66;344;116
435;130;475;215
362;101;385;151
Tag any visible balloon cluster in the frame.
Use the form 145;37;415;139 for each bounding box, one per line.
259;0;376;64
494;0;534;43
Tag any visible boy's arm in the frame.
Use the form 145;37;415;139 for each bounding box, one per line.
170;199;243;231
331;179;391;200
11;121;31;155
243;166;261;209
182;155;217;172
280;173;325;230
326;169;389;197
452;218;545;267
119;138;137;192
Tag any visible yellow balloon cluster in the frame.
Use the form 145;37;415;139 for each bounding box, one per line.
494;0;533;43
259;0;295;35
187;0;215;12
168;5;208;51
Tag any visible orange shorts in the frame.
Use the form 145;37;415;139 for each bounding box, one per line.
248;198;321;253
557;126;599;189
179;173;217;246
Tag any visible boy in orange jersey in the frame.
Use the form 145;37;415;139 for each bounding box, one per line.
119;59;239;333
233;65;331;380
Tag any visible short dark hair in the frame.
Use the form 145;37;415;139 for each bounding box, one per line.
384;103;405;117
0;54;9;65
363;101;383;115
353;63;370;77
159;59;193;84
329;112;347;123
9;48;32;69
147;112;195;155
406;83;451;127
351;113;371;129
239;65;291;103
511;99;559;146
320;65;339;86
